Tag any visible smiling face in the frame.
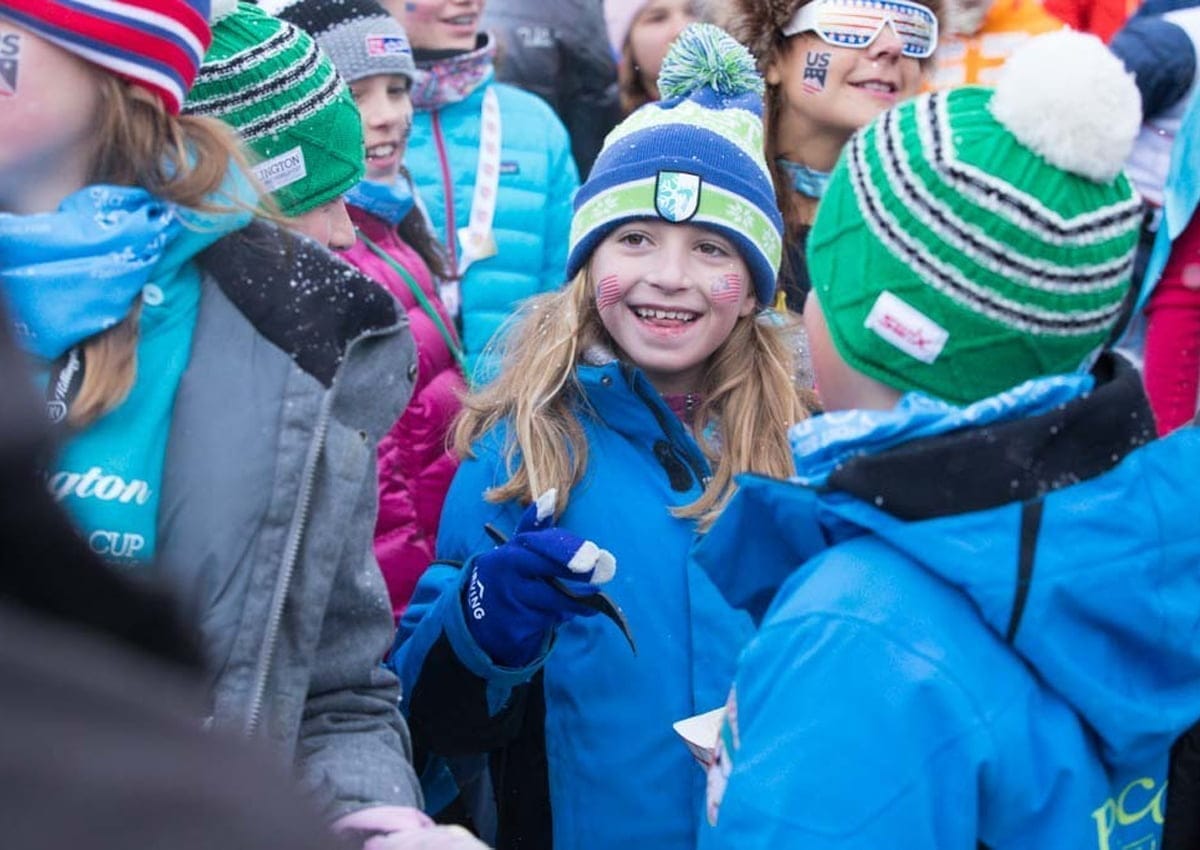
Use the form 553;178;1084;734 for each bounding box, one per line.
589;220;756;395
382;0;482;51
768;26;923;165
0;21;105;214
349;74;413;183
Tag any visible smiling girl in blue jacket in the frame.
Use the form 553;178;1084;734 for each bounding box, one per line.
389;25;811;850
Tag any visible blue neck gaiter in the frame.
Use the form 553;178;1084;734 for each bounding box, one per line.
0;185;179;360
777;158;831;200
345;173;416;227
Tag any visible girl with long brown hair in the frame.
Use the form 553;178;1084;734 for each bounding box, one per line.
0;2;444;845
389;25;811;849
730;0;941;311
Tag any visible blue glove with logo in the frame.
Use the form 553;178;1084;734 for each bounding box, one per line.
463;490;617;668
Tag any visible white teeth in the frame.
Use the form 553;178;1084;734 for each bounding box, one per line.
856;81;896;93
366;144;397;159
446;15;475;24
633;307;697;322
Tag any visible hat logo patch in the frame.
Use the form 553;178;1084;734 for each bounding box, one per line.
864;291;948;364
252;146;307;193
655;171;702;223
366;35;412;57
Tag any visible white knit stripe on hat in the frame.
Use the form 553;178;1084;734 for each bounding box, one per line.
877;108;1134;295
847;132;1127;336
920;94;1143;243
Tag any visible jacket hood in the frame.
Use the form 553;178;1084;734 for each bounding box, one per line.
698;354;1200;770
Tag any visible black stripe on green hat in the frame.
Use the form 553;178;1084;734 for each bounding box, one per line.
807;30;1143;405
184;2;364;216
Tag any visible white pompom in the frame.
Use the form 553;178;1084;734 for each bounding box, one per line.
989;30;1142;183
209;0;240;22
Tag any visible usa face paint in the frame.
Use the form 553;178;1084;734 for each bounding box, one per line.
0;33;20;97
596;273;623;311
710;273;743;304
802;51;831;95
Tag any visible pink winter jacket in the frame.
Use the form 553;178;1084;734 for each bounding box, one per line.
341;206;465;619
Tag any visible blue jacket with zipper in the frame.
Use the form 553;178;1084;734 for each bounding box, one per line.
389;359;755;849
696;355;1200;850
406;58;578;381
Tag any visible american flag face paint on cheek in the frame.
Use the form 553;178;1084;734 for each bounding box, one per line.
711;273;743;304
596;274;624;310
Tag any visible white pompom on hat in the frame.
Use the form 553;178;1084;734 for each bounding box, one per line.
990;30;1142;183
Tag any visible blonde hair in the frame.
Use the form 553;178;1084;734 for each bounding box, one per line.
69;77;253;429
453;264;811;529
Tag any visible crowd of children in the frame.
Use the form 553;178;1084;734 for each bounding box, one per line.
2;0;1199;848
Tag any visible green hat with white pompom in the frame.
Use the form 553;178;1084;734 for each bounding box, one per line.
566;22;784;305
808;30;1144;405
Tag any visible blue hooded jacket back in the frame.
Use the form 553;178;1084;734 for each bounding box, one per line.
697;357;1200;850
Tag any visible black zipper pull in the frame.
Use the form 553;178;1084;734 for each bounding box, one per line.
653;440;694;492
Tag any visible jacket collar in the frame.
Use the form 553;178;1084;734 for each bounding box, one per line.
197;221;400;391
826;353;1156;520
410;33;497;111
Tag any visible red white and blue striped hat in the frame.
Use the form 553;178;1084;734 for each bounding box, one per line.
0;0;212;114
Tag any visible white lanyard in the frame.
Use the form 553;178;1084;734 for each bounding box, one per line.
440;87;501;318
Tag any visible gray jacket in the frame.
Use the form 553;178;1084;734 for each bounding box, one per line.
158;222;422;819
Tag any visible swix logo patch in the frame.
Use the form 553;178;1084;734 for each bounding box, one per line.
0;33;21;97
365;35;412;57
864;291;949;364
499;161;520;175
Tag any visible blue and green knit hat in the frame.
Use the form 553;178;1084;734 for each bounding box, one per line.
566;23;783;306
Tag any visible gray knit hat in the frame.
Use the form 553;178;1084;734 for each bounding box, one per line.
257;0;416;84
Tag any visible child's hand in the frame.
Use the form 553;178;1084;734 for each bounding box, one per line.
464;490;616;667
366;825;490;850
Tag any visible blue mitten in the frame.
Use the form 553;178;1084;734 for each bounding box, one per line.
464;490;617;668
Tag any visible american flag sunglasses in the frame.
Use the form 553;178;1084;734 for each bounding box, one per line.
782;0;940;60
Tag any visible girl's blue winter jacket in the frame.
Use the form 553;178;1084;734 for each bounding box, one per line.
390;361;754;850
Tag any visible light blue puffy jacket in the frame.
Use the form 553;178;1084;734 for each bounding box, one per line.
407;68;579;381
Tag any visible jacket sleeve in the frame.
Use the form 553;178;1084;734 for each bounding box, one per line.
1109;14;1197;120
387;429;547;758
540;112;580;292
296;451;423;820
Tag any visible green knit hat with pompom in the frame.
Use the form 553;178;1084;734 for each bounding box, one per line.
808;30;1144;404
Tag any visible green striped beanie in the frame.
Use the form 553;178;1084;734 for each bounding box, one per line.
808;31;1144;405
184;2;364;216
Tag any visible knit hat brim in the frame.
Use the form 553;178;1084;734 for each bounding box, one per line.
0;0;211;114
